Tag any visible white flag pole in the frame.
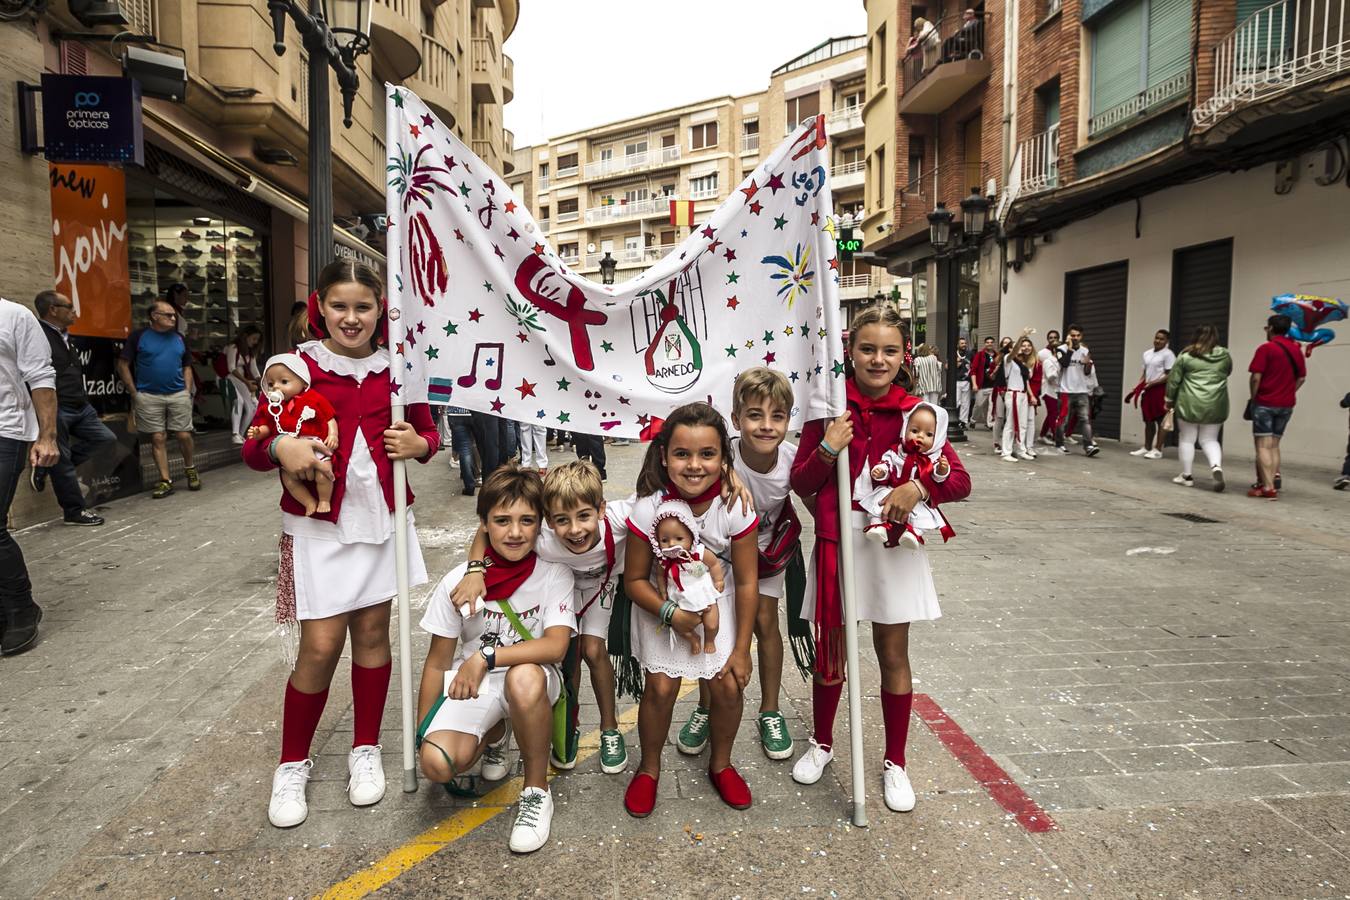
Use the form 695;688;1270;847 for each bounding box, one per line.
385;84;418;794
811;118;868;828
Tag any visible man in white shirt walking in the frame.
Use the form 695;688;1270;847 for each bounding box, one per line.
1129;329;1176;460
1054;324;1100;457
1036;330;1062;446
0;298;59;655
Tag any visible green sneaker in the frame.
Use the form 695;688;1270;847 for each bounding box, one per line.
758;711;794;760
185;466;202;491
677;705;711;755
152;479;174;499
599;729;627;774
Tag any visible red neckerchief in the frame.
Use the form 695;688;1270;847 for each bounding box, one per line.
483;547;537;601
576;518;616;618
846;379;908;465
662;478;722;505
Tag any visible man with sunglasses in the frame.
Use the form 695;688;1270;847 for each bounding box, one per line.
116;298;200;498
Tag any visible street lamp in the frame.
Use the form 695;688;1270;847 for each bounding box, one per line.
960;186;990;237
927;201;954;254
267;0;371;290
599;252;617;285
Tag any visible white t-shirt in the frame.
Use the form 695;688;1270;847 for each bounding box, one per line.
1142;347;1175;383
1058;344;1092;394
536;498;631;608
420;558;576;665
731;437;796;553
1003;357;1031;392
626;491;758;570
0;299;56;442
1036;347;1060;394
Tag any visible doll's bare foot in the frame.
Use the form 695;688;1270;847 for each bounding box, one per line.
686;634;702;655
314;500;331;515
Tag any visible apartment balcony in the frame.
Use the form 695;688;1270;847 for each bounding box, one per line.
537;217;550;231
1017;124;1059;195
899;14;990;115
740;133;760;154
471;36;500;103
555;209;581;225
1088;71;1190;138
838;273;874;301
584;195;678;225
1193;0;1350;131
581;244;678;271
408;34;458;128
831;159;865;190
555;165;580;181
370;0;422;81
582;146;682;181
689;187;719;201
502;130;515;173
825;105;864;135
537;175;551;192
502;53;514;102
835;212;865;229
898;160;992;232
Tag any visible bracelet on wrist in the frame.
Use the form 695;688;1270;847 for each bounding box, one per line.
267;435;283;463
660;600;677;627
466;559;487;574
819;438;839;457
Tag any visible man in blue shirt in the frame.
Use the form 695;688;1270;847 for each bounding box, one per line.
115;298;199;498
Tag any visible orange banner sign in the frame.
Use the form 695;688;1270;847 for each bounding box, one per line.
50;164;131;338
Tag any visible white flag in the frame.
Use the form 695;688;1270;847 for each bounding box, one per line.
384;85;845;438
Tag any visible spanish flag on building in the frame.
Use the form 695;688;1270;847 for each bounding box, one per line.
669;199;695;228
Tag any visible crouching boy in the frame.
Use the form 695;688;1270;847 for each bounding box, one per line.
417;465;576;853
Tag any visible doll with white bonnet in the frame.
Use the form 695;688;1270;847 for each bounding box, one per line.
247;353;340;516
856;401;957;549
650;499;726;655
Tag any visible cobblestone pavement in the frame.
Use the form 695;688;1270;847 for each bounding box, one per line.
2;434;1347;898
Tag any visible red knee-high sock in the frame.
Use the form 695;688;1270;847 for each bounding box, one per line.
812;680;844;748
280;680;329;764
881;689;914;768
351;660;393;748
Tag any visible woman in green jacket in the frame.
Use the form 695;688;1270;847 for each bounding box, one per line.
1165;324;1232;490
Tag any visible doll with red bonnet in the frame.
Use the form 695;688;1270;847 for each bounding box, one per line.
247;352;340;515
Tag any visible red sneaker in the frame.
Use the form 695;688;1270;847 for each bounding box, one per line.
624;772;658;818
708;765;752;810
1246;486;1278;499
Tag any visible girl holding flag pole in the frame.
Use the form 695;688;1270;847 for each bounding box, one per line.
243;259;440;828
789;305;971;812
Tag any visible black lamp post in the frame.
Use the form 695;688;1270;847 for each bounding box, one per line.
960;186;990;237
926;199;971;442
599;252;617;285
267;0;371;291
927;201;954;254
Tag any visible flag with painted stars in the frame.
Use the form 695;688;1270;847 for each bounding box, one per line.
384;85;845;438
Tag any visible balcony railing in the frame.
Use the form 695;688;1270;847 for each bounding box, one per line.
741;133;760;153
537;218;550;232
472;139;492;159
537;175;550;191
1194;0;1350;127
838;273;872;289
831;160;866;177
583;244;679;269
418;34;455;101
689;187;719;200
584;195;677;224
903;13;987;93
124;0;155;37
471;36;496;71
835;212;864;229
555;209;580;224
1088;70;1190;136
582;146;682;180
555;165;579;180
1017;123;1059;195
504;128;514;150
826;105;864;132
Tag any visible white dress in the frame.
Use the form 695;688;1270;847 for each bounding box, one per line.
282;343;428;620
626;493;757;680
800;511;941;625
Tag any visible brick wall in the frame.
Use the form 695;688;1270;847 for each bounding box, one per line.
1195;0;1237;109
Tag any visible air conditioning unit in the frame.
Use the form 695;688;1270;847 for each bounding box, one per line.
68;0;129;27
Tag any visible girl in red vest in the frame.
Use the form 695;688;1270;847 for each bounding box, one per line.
789;305;971;812
242;259;439;828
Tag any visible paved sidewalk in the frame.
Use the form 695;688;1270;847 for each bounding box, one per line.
1;435;1346;898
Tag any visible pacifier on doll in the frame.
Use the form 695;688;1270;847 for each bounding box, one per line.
266;389;285;405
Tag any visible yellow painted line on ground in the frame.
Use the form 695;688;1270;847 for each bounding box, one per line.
319;679;700;900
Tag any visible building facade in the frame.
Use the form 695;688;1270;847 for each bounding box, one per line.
507;35;908;321
2;0;516;525
863;0;1350;467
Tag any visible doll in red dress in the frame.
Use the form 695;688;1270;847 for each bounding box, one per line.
246;353;339;515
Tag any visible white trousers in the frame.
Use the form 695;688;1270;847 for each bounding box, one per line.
1177;420;1222;477
227;376;257;440
518;423;549;469
1001;391;1033;454
955;381;972;424
974;387;993;428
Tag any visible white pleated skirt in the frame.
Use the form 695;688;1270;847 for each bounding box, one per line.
801;512;942;625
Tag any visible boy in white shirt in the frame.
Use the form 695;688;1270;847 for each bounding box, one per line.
417;466;576;854
1054;324;1101;457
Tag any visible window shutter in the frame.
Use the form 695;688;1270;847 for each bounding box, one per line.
1091;0;1144;117
1147;0;1190;86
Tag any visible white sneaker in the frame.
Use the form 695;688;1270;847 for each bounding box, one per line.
347;744;386;807
1145;449;1163;460
1001;454;1018;463
508;787;553;853
1017;450;1036;461
231;434;245;445
1212;466;1226;492
898;530;921;550
1130;447;1150;456
1172;473;1194;486
882;760;916;812
1039;436;1056;446
1067;435;1079;445
791;738;834;785
268;759;313;828
481;723;513;781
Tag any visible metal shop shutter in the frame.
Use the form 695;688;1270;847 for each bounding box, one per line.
1064;261;1129;440
1170;239;1233;352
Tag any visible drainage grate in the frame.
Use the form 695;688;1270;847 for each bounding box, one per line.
1164;512;1222;524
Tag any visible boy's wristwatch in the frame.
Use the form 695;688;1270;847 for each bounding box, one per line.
479;645;496;671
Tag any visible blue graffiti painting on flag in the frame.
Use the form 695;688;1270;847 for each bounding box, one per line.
383;86;845;437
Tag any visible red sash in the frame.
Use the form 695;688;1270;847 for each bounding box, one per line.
575;519;616;618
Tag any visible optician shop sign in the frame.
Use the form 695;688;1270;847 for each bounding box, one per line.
41;74;145;166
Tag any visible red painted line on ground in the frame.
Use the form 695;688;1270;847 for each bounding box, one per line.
913;693;1057;833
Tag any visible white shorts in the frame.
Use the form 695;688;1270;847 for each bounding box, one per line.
759;569;785;600
423;664;562;740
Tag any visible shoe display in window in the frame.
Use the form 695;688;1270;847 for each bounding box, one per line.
179;228;201;240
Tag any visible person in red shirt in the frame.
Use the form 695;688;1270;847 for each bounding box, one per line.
1247;314;1307;499
969;336;998;429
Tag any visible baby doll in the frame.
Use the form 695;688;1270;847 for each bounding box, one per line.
856;402;957;549
246;353;339;516
649;499;726;655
